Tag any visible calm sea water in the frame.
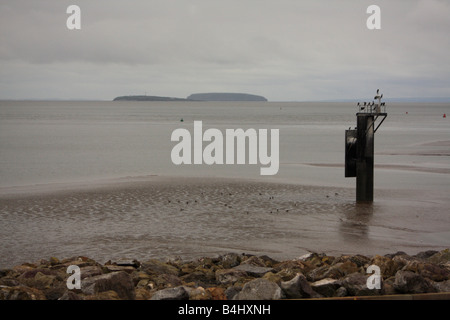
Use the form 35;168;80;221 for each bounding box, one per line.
0;100;449;267
1;100;449;190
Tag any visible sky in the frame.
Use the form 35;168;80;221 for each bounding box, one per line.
0;0;449;101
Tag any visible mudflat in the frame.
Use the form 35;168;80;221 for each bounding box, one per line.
1;176;448;269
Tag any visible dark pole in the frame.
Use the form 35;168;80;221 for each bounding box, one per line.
356;114;374;202
346;90;387;203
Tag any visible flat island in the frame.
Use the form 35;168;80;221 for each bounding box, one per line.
187;93;267;101
113;93;268;102
113;95;191;102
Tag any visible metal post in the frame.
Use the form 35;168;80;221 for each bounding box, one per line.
356;114;374;202
346;90;387;203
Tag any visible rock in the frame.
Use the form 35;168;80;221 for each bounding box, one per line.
273;260;308;276
348;254;371;268
186;286;211;300
404;261;450;282
58;290;82;300
207;287;227;300
0;269;11;278
280;273;321;299
12;264;36;275
325;261;359;279
258;255;280;267
240;256;267;267
311;278;341;297
413;250;439;260
135;287;152;300
320;255;335;265
150;286;189;300
113;259;141;268
181;269;216;287
49;257;60;266
103;265;136;274
427;249;450;265
140;259;179;276
296;253;315;262
195;257;214;269
81;271;135;300
305;265;324;282
303;253;326;269
335;286;348;297
216;269;248;285
234;278;284;300
136;279;150;289
18;271;58;291
3;251;449;300
393;270;437;294
225;286;241;300
306;258;358;282
79;266;103;279
341;272;383;297
0;277;20;287
384;251;409;259
51;257;99;270
0;286;46;300
435;280;450;293
33;272;56;290
85;290;122;300
151;273;183;289
382;277;397;295
219;253;241;269
232;264;274;278
262;272;283;284
370;255;404;279
19;268;57;279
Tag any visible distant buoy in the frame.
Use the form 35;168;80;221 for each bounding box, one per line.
180;118;184;122
406;112;408;114
444;114;447;118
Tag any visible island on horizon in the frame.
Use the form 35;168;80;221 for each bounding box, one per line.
187;92;267;102
113;92;268;102
113;95;191;102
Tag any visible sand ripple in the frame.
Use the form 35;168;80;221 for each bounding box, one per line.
1;177;449;268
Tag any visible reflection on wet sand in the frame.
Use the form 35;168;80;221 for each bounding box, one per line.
338;202;373;244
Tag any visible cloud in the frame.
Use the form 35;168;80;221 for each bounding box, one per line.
0;0;449;100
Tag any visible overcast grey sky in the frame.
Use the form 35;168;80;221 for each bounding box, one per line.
1;0;449;101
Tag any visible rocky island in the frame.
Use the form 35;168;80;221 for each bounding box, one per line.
113;93;268;102
113;95;191;102
187;93;267;101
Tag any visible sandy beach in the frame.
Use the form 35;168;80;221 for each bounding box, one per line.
1;175;449;270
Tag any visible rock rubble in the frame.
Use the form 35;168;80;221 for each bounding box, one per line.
1;249;449;300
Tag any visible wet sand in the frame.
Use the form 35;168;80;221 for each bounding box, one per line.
1;175;449;269
303;163;450;175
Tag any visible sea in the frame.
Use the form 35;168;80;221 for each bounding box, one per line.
0;100;449;267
